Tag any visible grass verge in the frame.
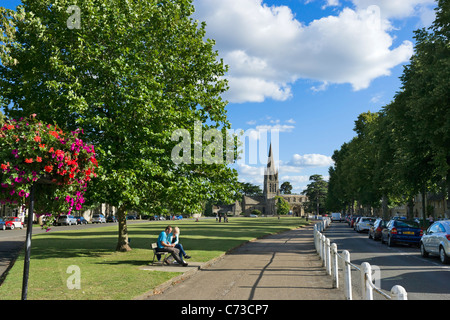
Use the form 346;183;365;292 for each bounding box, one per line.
0;217;310;300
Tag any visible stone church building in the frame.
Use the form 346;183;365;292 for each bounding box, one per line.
214;144;308;217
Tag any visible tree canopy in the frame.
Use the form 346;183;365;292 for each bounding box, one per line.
0;0;239;250
326;0;450;219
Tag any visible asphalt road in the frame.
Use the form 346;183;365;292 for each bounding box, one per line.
323;222;450;300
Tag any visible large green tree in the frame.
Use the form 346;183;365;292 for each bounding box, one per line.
302;174;328;215
0;0;238;251
397;0;450;218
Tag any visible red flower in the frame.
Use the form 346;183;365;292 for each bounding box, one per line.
36;156;42;163
34;136;41;143
90;157;98;167
1;162;9;170
25;158;33;164
44;165;53;173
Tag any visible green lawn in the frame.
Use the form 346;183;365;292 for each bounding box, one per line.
0;217;310;300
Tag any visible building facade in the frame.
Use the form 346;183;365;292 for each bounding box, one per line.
215;144;308;216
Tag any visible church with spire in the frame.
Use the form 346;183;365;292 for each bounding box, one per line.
213;144;308;217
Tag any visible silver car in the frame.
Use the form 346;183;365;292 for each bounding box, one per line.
56;215;77;226
92;214;106;224
420;220;450;264
356;217;376;233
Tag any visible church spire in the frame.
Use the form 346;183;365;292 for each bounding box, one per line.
263;143;279;199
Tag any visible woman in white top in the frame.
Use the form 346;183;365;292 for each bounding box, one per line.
170;227;191;260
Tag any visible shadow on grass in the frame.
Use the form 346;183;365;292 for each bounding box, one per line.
26;218;309;261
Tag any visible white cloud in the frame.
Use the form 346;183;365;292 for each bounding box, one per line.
255;124;295;133
350;0;436;20
289;153;334;167
280;175;310;184
322;0;340;9
193;0;416;103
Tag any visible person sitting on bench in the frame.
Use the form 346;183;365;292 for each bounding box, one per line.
169;227;191;261
156;225;188;267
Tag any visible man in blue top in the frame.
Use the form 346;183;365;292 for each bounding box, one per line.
156;225;188;267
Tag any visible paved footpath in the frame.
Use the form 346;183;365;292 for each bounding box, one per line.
138;224;344;300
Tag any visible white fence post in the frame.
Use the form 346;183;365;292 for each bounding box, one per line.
325;238;331;275
391;285;408;300
321;234;326;266
331;243;339;288
331;243;338;288
313;222;407;301
342;250;352;300
361;262;373;300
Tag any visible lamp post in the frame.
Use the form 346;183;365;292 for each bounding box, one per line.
21;183;35;300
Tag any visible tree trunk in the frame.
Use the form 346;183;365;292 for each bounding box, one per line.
116;206;131;252
382;194;389;220
407;197;414;220
446;170;450;219
421;186;427;224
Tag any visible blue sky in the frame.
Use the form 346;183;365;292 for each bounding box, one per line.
1;0;438;193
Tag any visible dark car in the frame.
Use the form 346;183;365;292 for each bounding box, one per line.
0;218;5;230
350;216;361;228
368;218;387;240
75;216;88;225
106;216;117;223
381;219;423;247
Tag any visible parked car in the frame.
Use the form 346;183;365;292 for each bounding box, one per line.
353;217;362;230
420;220;450;264
355;217;376;232
349;216;360;228
75;216;88;225
368;218;387;240
0;218;6;230
92;214;106;223
126;215;137;220
381;219;423;247
56;215;77;226
106;215;117;223
331;212;343;222
4;217;24;230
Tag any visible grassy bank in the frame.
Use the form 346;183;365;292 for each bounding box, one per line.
0;217;310;300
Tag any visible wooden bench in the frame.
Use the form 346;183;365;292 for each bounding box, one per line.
151;243;170;265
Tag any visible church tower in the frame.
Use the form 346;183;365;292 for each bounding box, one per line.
263;143;279;200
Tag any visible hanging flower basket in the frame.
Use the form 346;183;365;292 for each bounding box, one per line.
0;114;98;230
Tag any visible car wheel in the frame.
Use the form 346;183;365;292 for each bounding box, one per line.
420;243;429;257
388;236;395;247
440;247;449;264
